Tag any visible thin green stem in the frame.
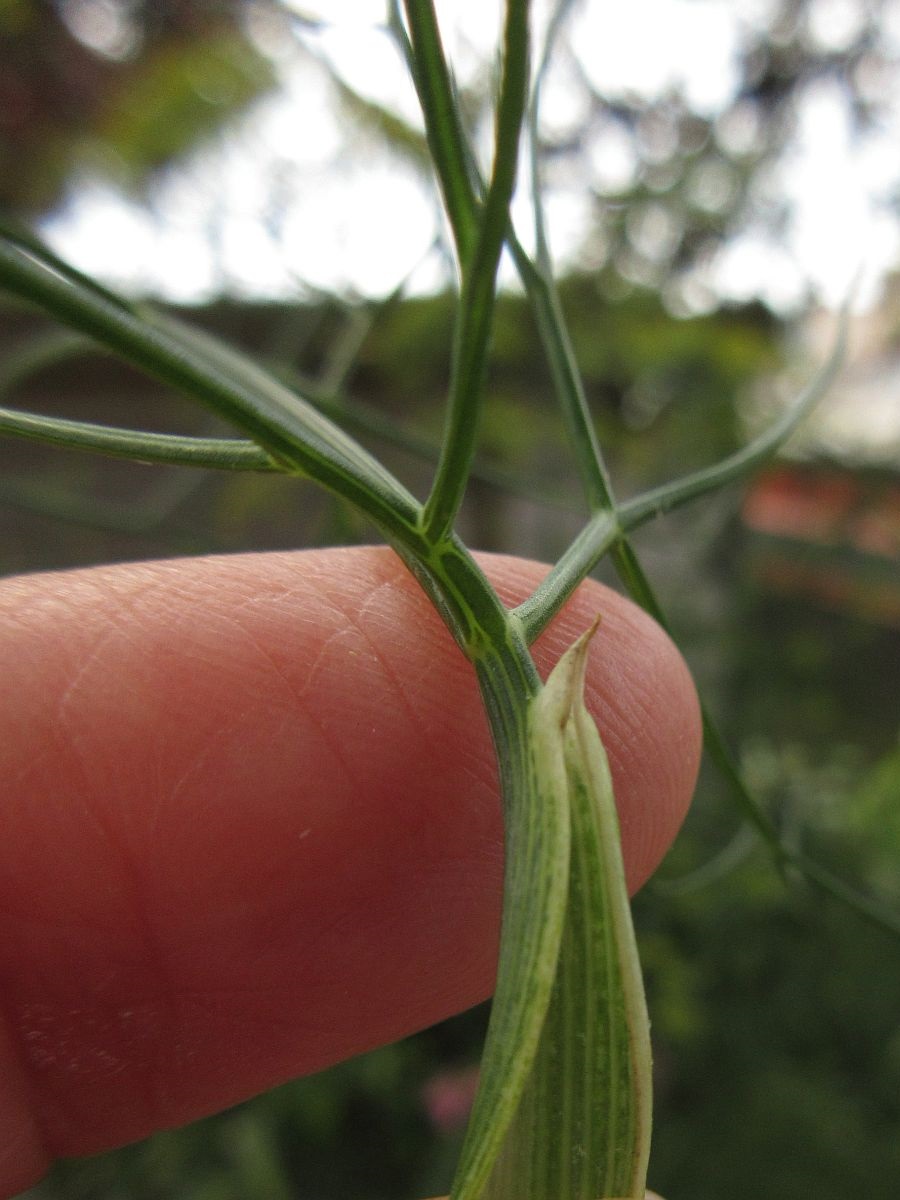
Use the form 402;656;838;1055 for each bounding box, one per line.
515;308;848;642
513;509;621;642
362;11;898;953
604;539;787;855
392;531;538;668
698;703;788;864
400;0;479;263
509;242;616;513
527;0;576;270
610;541;900;940
512;0;615;515
790;852;900;938
391;0;616;523
0;238;424;553
422;0;531;542
0;267;561;503
0;406;279;471
613;315;848;532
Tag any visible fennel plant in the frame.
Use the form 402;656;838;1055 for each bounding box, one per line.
1;4;896;1199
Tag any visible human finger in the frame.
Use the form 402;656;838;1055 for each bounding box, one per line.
0;547;700;1195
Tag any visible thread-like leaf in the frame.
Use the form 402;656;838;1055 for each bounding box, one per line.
399;0;479;262
0;236;424;547
421;0;532;541
0;405;278;471
514;305;848;644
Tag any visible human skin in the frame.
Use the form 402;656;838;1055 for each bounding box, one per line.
0;547;701;1198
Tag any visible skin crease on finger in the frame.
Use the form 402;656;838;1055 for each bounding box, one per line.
0;547;701;1197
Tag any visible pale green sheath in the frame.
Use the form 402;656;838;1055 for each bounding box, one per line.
451;623;653;1200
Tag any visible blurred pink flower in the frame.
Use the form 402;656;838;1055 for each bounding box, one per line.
421;1064;480;1131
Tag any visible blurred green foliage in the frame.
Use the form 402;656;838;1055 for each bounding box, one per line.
0;1;274;213
643;737;900;1200
93;31;274;189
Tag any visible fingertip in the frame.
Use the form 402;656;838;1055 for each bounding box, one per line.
0;1018;49;1200
0;547;700;1173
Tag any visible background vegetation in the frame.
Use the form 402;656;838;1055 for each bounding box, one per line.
1;3;898;1198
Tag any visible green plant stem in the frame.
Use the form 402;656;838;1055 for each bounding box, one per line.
422;0;531;542
0;305;570;507
0;239;423;551
0;406;279;471
392;0;621;529
396;0;614;528
511;511;621;642
390;541;650;1200
0;214;140;316
402;534;539;665
519;0;615;516
513;306;848;642
452;665;568;1200
393;543;579;1200
401;0;478;263
611;319;848;527
0;360;574;509
606;539;792;861
612;541;900;940
510;244;617;514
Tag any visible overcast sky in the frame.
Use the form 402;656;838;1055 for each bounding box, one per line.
42;0;900;314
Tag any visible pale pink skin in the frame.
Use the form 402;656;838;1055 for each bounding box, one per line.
0;548;701;1198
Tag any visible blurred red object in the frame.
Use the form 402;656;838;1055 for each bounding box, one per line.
741;464;900;626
